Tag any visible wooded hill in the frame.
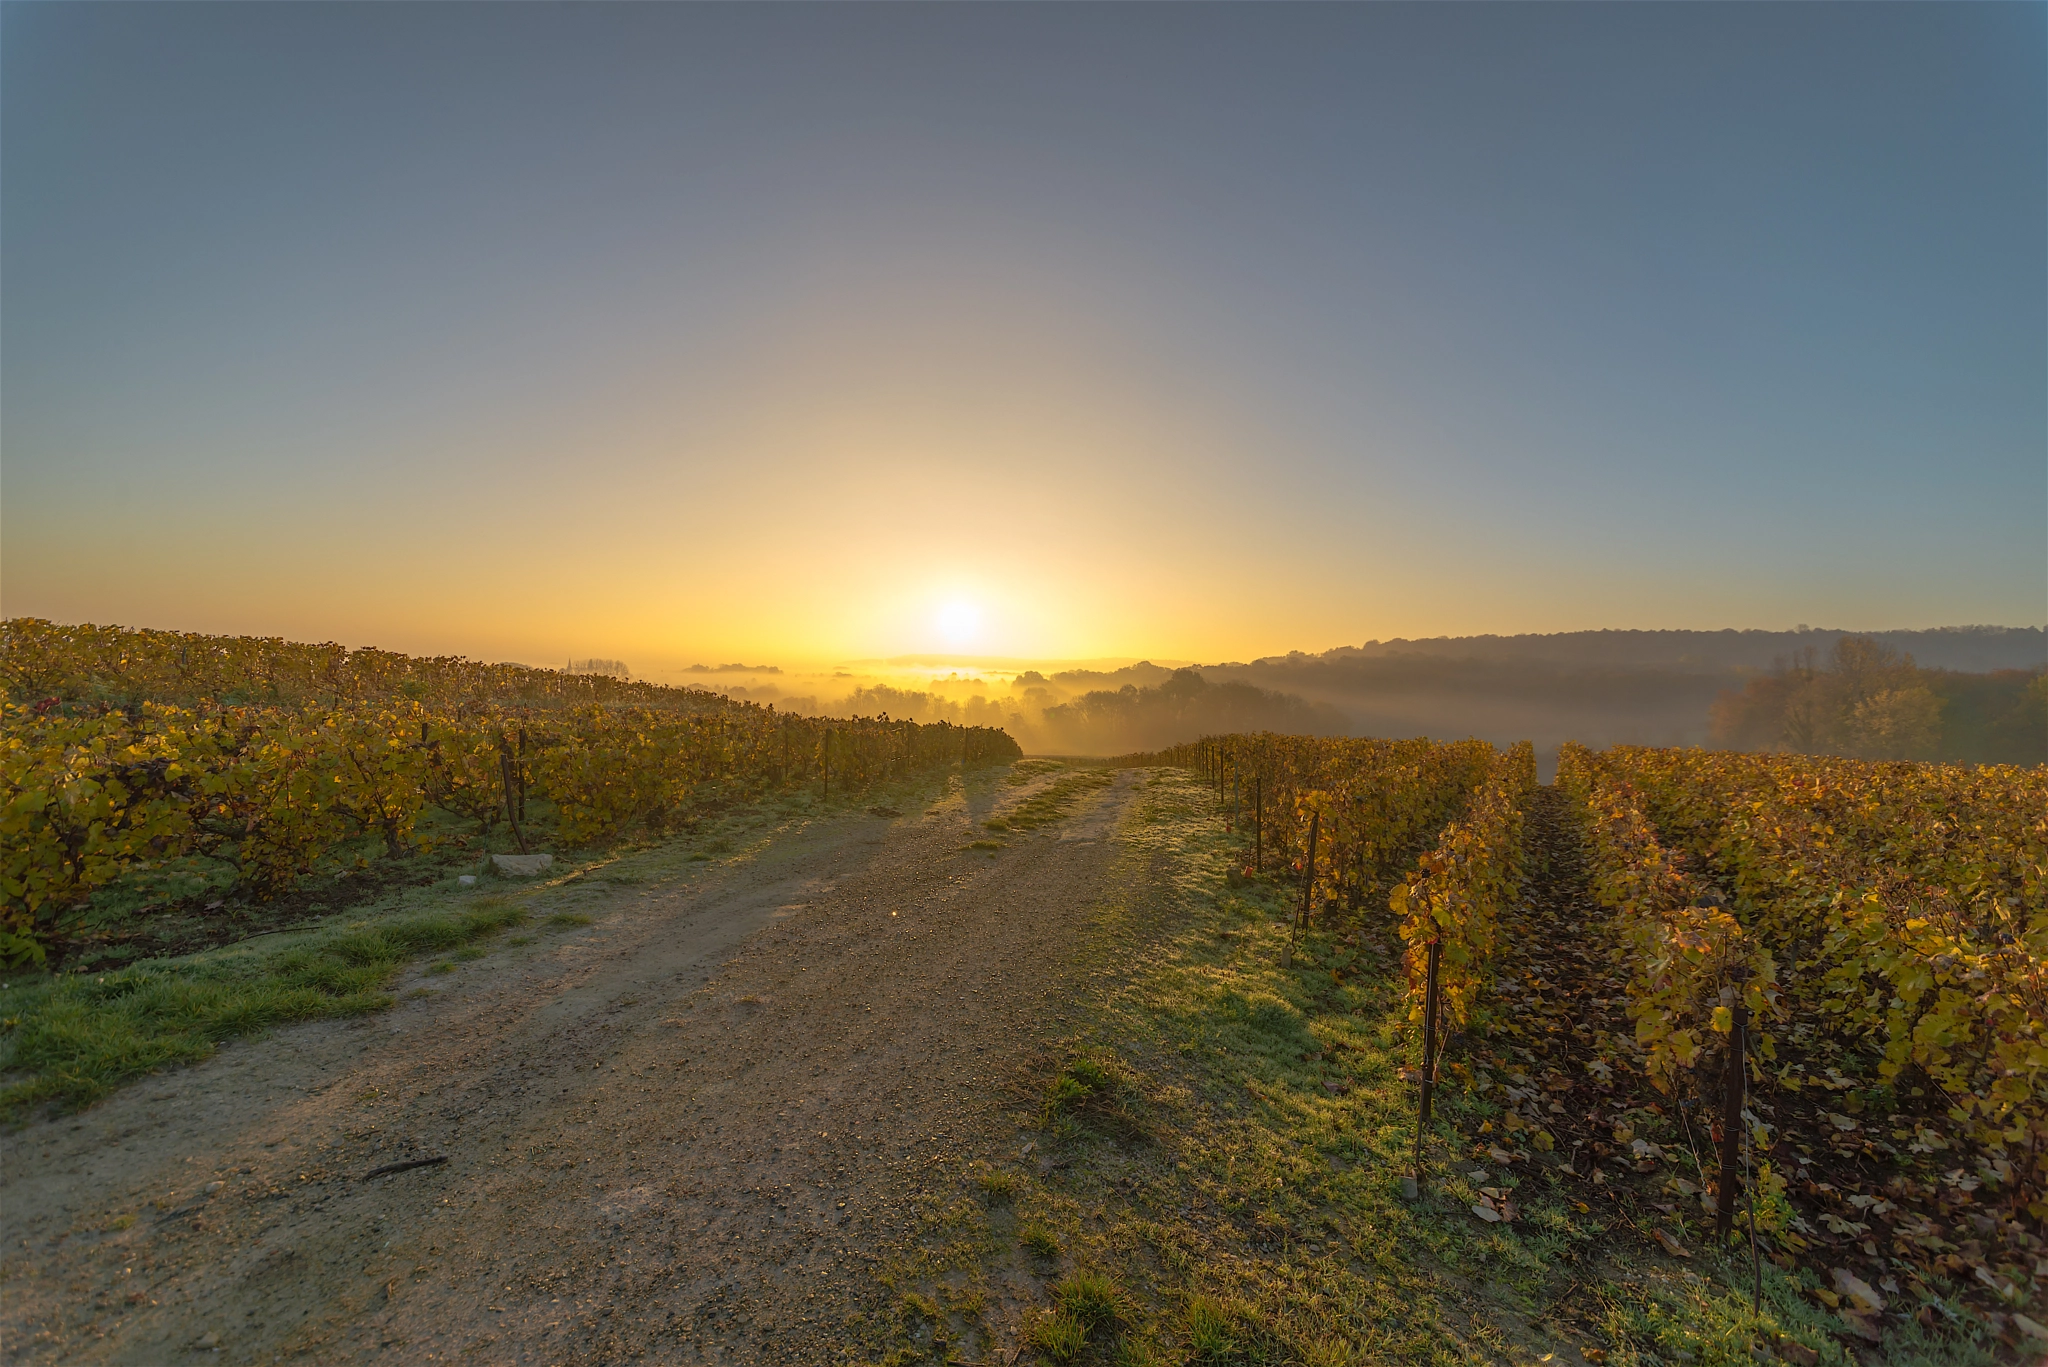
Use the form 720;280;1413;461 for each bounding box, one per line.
1194;628;2043;768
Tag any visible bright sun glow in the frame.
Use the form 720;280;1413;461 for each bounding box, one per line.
936;600;981;647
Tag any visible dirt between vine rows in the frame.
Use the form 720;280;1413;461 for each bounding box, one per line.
1;767;1144;1365
1471;787;2041;1358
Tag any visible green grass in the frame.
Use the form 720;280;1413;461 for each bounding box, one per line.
1020;1221;1062;1258
1055;1271;1128;1330
1028;1307;1089;1361
985;764;1116;832
1007;758;1068;785
1182;1295;1241;1361
0;899;526;1120
1044;1053;1115;1112
544;911;594;929
976;1166;1020;1203
860;769;2005;1366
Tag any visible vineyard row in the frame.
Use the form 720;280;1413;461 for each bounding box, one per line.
1147;732;2048;1322
2;700;1019;967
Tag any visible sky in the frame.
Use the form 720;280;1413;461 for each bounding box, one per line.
4;4;2043;675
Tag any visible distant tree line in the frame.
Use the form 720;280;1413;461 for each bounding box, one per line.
1036;668;1345;754
1710;635;2045;765
565;658;631;679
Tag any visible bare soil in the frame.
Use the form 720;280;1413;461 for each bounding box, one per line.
1;766;1145;1364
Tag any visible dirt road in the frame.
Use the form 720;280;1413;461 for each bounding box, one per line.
2;764;1145;1364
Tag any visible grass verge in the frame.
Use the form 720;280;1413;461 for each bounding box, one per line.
0;899;526;1119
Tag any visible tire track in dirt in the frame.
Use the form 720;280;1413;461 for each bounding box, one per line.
1;766;1145;1364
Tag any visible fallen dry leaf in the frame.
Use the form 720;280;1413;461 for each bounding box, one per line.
1651;1228;1691;1259
1831;1267;1885;1313
1973;1264;2016;1299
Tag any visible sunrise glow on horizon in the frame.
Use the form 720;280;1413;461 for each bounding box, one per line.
3;5;2041;674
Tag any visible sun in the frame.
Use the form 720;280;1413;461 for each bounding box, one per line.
936;599;981;648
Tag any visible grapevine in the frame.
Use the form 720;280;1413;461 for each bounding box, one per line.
0;621;1020;964
1390;741;1536;1032
1556;742;1781;1095
1599;746;2048;1222
1138;732;1495;915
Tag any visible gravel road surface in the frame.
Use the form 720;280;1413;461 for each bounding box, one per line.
2;765;1145;1365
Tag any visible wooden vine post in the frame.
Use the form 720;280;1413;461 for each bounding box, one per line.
1715;998;1749;1242
1298;808;1320;933
1254;773;1263;872
515;727;529;822
497;735;528;855
1410;936;1444;1195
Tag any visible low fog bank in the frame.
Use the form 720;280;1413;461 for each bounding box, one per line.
1294;625;2044;673
790;653;1736;766
668;627;2043;769
1033;668;1346;753
1205;655;1726;775
1207;629;2044;771
824;667;1344;755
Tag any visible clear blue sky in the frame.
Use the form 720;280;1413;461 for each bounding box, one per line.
4;4;2042;666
